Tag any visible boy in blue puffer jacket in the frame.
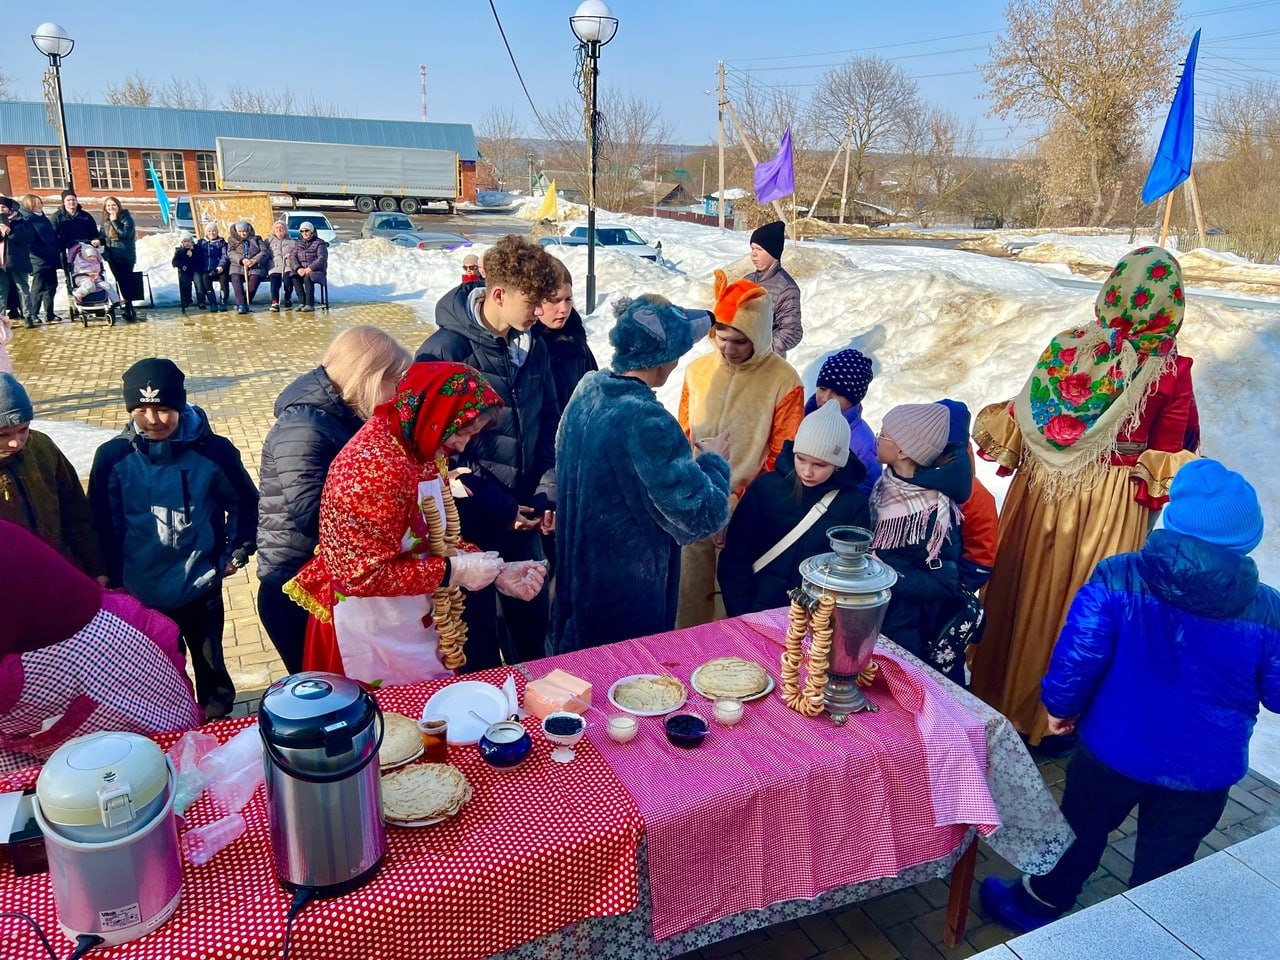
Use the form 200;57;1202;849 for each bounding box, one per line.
982;459;1280;931
89;358;258;720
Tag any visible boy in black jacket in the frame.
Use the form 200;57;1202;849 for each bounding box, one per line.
89;359;257;720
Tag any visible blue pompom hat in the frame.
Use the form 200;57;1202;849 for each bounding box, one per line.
1164;459;1264;555
609;295;713;373
816;349;874;407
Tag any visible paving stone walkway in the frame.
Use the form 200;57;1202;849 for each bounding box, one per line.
14;303;1280;959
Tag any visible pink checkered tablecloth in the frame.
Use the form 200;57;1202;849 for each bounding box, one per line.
536;609;1000;941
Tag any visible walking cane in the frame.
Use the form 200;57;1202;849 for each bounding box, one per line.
242;258;250;312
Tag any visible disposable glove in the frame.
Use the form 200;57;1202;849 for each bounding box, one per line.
494;560;547;601
447;551;504;591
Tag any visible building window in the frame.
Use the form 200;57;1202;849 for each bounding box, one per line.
196;153;217;192
86;149;131;191
141;151;187;192
25;148;66;190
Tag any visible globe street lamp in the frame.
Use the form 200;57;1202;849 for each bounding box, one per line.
31;21;75;192
569;0;618;314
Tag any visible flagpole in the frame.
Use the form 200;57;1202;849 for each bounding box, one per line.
1159;191;1175;248
722;97;789;223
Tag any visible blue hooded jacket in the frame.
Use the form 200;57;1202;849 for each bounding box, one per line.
89;405;258;611
1042;529;1280;791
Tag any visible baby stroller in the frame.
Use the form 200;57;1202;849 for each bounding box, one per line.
65;242;121;327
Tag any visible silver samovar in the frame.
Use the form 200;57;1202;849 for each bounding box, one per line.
794;526;897;722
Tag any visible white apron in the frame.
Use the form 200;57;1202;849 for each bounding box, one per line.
332;477;451;686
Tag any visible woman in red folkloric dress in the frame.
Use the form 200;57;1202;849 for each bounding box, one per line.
287;362;547;685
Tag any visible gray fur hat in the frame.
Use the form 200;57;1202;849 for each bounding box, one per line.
609;295;712;374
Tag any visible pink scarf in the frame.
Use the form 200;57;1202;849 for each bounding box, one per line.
869;469;955;564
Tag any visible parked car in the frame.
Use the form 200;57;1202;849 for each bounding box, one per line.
285;212;340;245
538;225;661;262
174;196;195;235
359;213;472;250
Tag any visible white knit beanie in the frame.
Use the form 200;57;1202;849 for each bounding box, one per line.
881;403;951;466
793;399;850;467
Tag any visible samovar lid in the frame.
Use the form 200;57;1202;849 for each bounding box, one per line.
798;525;898;595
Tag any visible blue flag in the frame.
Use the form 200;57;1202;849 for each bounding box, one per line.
1141;30;1200;205
147;159;172;226
754;126;795;205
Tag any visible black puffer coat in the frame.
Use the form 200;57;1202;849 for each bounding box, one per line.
415;284;558;527
50;205;98;253
719;442;869;616
25;211;60;271
537;308;598;416
256;367;363;579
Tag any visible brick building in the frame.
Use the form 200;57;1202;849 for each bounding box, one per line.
0;102;479;204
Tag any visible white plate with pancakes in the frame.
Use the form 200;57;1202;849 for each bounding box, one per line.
608;674;688;716
379;712;425;771
382;762;472;828
690;657;774;702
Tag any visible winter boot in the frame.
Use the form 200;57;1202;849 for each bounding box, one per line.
299;305;313;313
237;305;250;315
269;301;280;313
979;877;1063;933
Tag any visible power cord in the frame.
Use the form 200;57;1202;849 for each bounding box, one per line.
1;911;57;959
0;913;103;959
68;934;105;960
281;886;315;960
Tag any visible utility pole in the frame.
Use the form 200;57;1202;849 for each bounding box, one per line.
701;158;707;199
419;65;427;121
838;115;854;225
717;61;726;230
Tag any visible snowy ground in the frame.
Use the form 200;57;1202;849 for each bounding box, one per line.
51;212;1280;781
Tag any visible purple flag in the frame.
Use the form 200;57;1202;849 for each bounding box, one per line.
754;126;795;204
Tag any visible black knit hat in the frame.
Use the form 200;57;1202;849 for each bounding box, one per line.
122;358;187;412
749;220;786;261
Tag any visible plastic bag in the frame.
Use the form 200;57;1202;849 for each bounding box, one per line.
198;725;264;814
167;730;218;821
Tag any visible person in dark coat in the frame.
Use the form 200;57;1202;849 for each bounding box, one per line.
535;258;598;416
415;234;560;668
199;224;230;312
0;197;33;325
89;359;258;720
224;221;271;314
171;233;207;313
49;189;98;283
744;220;802;357
870;403;964;671
287;222;328;312
256;327;410;673
98;197;138;321
551;295;730;655
720;400;870;616
20;195;62;325
983;459;1280;932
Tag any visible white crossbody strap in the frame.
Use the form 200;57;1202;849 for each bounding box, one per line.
752;490;839;574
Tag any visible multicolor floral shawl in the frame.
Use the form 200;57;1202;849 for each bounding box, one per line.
1013;246;1183;494
381;361;503;460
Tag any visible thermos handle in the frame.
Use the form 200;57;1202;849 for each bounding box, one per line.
262;703;385;784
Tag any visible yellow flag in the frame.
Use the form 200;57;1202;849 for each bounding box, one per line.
536;180;558;221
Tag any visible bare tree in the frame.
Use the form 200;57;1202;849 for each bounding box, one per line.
892;106;980;223
1197;82;1280;262
106;72;157;107
221;85;343;116
808;56;919;220
159;75;215;110
540;88;672;213
477;105;528;190
1205;83;1279;158
0;70;14;100
983;0;1181;225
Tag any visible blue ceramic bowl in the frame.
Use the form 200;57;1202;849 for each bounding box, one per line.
477;721;533;770
664;713;709;749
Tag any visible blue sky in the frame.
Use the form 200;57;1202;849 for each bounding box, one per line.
5;1;1279;149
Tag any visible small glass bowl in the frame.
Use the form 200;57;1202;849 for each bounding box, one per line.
664;712;709;749
542;711;587;763
712;698;744;728
606;715;638;744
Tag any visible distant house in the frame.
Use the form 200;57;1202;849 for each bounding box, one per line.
807;198;895;227
0;101;480;202
631;180;696;211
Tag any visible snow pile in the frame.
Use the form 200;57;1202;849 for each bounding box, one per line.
513;195;588;222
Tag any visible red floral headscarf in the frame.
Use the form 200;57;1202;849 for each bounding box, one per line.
375;361;503;460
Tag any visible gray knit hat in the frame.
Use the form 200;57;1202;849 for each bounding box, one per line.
0;374;34;426
881;403;950;467
794;399;850;467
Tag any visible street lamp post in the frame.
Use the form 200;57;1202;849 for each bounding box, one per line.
569;0;618;315
31;22;75;193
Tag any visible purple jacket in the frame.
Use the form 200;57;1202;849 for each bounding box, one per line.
804;394;880;496
289;236;328;278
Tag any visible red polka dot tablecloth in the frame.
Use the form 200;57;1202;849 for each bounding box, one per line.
0;669;644;960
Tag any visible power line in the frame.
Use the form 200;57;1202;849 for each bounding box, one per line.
487;0;546;131
732;28;1001;64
